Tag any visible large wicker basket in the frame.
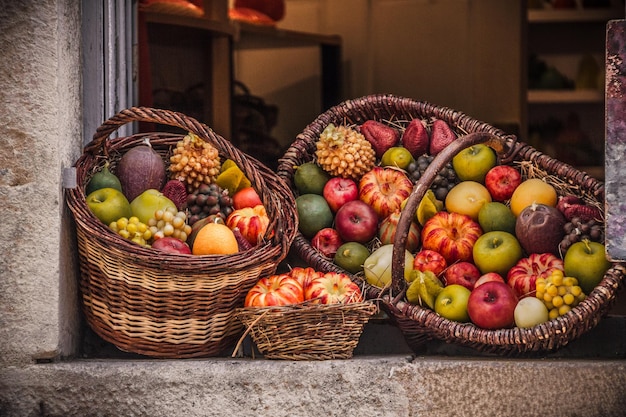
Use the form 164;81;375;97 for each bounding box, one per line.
277;94;625;355
66;107;298;358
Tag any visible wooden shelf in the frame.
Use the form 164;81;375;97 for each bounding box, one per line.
528;7;623;23
527;89;605;103
142;11;234;36
232;21;341;49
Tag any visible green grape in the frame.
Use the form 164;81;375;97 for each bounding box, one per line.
109;216;151;246
148;206;193;243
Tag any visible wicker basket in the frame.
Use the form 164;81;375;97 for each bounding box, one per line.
66;107;298;358
234;301;378;360
277;94;625;355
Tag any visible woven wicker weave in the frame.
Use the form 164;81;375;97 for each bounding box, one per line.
277;94;625;355
234;301;378;360
66;107;298;358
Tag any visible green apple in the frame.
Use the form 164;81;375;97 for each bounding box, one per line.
434;284;471;322
130;189;177;224
564;240;611;294
86;187;132;226
473;231;523;277
452;144;497;183
363;244;414;288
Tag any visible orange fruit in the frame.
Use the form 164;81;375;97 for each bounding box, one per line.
510;178;557;217
191;222;239;255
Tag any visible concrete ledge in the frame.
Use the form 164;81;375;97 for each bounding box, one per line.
1;356;625;417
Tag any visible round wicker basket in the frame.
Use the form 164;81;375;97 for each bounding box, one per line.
277;94;625;355
66;107;298;358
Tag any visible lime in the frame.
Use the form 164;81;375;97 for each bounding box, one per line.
478;201;516;234
334;242;370;274
294;162;331;195
416;189;443;226
381;147;414;170
296;194;334;238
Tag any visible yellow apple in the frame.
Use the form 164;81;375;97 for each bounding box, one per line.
444;181;492;221
130;189;177;224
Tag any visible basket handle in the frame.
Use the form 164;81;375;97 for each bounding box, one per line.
390;131;513;296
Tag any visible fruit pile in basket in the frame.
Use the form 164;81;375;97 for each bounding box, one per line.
84;132;270;255
293;118;610;330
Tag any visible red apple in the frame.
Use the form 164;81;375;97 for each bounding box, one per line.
232;186;263;210
444;261;481;290
226;205;270;246
151;236;192;254
467;281;518;329
507;253;564;299
474;272;505;288
413;249;447;276
304;271;363;304
484;165;522;202
323;177;359;212
378;210;421;253
311;227;344;258
421;211;483;264
359;167;413;219
334;200;379;243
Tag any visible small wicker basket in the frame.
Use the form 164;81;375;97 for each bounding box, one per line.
234;301;378;360
277;94;625;355
66;107;298;358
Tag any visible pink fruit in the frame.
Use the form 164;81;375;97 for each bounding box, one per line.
378;210;421;253
444;261;481;290
334;200;379;243
507;253;564;299
484;165;522;202
360;120;400;158
151;236;192;254
304;271;363;304
402;118;429;158
429;119;457;156
421;211;483;264
323;177;359;213
413;249;447;276
467;281;518;330
475;272;505;288
311;227;344;258
358;167;413;220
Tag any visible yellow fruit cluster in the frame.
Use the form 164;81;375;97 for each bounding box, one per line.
109;216;152;246
535;270;586;320
315;124;376;180
170;132;221;192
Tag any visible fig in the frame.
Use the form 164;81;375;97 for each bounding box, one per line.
515;203;566;256
116;138;166;202
86;161;122;195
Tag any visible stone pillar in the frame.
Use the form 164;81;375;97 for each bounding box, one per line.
0;0;82;366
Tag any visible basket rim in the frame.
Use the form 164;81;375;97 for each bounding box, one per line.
67;107;298;268
276;94;622;354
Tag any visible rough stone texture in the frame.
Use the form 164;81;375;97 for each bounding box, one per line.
1;356;625;417
0;0;82;366
605;20;626;261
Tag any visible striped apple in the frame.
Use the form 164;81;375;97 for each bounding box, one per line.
358;167;413;219
244;274;304;307
421;211;482;264
304;272;363;304
507;253;564;299
226;204;269;246
378;210;421;253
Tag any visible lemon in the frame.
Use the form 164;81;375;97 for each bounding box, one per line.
334;242;370;274
478;202;516;234
381;147;414;170
294;162;331;195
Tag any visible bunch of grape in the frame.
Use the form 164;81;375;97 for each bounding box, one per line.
535;270;586;320
558;216;604;255
109;217;152;247
186;183;234;225
148;207;193;242
406;155;459;201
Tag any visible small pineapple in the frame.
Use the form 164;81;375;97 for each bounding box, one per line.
169;132;221;193
315;124;376;180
